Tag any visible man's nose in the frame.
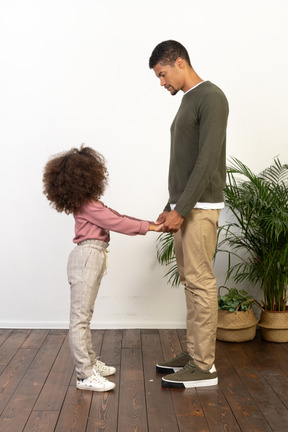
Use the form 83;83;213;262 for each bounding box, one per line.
160;77;165;86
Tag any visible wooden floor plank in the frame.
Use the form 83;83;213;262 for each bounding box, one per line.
244;337;288;377
86;374;119;432
142;332;180;432
118;348;147;432
34;333;74;411
54;386;92;432
197;387;242;432
100;330;122;367
0;330;13;347
122;329;141;349
0;348;37;415
0;330;31;366
85;329;120;432
244;338;288;408
170;387;210;432
23;411;59;432
48;330;68;335
159;329;184;360
21;330;50;349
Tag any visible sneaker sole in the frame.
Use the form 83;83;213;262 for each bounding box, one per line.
156;364;183;374
162;377;218;388
76;383;115;392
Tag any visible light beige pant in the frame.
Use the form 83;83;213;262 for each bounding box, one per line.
174;209;220;371
67;239;108;379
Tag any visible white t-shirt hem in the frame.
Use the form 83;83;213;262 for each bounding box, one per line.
170;202;224;211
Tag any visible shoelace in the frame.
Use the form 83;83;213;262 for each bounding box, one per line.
79;373;107;384
174;361;195;375
175;361;215;375
172;351;189;360
179;351;190;357
91;372;107;383
95;358;110;372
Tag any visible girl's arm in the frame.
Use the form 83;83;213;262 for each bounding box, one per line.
81;201;162;236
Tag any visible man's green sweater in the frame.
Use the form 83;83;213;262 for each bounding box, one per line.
165;81;229;218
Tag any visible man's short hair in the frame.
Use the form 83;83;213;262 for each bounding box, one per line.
149;40;191;69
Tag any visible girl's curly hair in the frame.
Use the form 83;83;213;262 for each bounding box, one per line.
43;145;108;214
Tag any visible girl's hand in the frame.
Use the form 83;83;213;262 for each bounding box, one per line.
149;223;164;232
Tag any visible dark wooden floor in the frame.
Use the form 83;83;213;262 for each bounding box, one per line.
0;328;288;432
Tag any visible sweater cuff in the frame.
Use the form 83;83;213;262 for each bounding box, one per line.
164;203;171;212
139;221;150;235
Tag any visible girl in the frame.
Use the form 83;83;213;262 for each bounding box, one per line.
43;145;162;392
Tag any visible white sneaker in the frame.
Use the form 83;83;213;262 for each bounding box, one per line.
76;372;115;392
93;358;116;377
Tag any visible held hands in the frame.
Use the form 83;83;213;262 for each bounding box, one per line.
156;210;184;233
148;210;168;232
149;210;184;233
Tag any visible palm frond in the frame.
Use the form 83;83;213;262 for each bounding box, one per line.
156;232;175;265
156;232;180;287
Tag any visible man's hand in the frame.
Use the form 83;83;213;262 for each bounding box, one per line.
156;211;169;224
162;210;184;233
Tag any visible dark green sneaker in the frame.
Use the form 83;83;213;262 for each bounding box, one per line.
162;360;218;388
156;351;193;374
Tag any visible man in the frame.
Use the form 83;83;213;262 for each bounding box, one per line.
149;40;229;388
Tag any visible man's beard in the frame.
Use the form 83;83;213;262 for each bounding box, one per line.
165;84;179;96
170;86;179;96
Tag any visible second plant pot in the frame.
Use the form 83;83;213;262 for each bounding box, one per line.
258;310;288;343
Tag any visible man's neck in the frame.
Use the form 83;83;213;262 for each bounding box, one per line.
182;69;203;93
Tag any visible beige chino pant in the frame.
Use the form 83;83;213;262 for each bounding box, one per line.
174;209;220;371
67;239;108;379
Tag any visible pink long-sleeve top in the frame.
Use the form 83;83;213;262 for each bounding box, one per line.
73;200;150;244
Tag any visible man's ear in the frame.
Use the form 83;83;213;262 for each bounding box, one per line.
175;57;185;69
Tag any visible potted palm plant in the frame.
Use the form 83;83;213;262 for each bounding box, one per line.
217;157;288;342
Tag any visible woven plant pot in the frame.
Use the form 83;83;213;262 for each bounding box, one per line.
258;310;288;343
217;309;258;342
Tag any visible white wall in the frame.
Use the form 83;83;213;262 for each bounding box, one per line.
0;0;287;329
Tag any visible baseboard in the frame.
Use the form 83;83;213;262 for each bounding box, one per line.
0;320;186;329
